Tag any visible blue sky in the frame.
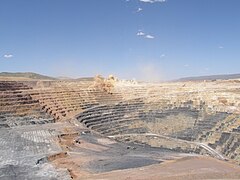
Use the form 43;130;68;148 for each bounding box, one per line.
1;0;240;81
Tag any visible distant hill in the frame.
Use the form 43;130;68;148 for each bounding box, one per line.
56;76;74;80
76;77;95;81
175;74;240;82
0;72;56;80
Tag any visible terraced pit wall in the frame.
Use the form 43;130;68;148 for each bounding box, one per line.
76;79;240;164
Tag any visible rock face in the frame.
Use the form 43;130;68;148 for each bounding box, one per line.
0;78;239;179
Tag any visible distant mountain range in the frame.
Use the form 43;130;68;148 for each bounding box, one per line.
0;72;56;80
1;72;240;82
0;72;95;81
175;73;240;82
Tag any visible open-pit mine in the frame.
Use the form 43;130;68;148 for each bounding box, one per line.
0;74;240;179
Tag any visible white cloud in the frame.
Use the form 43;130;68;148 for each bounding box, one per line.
137;31;145;36
160;54;165;58
139;0;166;3
136;7;143;12
218;46;224;49
184;64;189;67
145;34;155;39
3;54;13;58
137;31;155;39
